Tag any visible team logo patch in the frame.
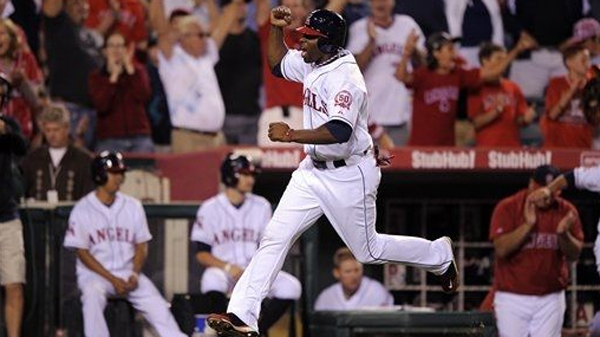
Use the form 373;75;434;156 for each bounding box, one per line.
334;90;353;110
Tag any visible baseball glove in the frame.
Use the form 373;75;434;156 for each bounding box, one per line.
583;66;600;126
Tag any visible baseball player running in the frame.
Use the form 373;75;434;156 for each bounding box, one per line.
63;151;185;337
192;153;301;333
207;8;457;337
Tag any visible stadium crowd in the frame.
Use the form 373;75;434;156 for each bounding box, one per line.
0;0;599;154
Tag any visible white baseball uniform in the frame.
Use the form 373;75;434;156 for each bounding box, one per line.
64;191;185;337
314;276;393;311
226;48;454;331
571;166;600;275
347;14;424;127
191;193;301;299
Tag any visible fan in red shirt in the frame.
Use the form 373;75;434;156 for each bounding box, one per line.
490;165;583;337
468;42;535;147
542;45;594;148
396;31;537;146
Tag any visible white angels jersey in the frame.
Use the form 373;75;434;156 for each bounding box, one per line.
280;49;373;161
191;193;272;268
63;192;153;278
347;14;425;126
573;166;600;275
314;276;394;311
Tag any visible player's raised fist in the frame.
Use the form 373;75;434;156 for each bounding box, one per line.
271;6;292;28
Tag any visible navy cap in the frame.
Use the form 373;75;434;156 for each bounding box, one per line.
532;165;561;186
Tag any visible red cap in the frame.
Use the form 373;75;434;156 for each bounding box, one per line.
295;26;327;38
567;18;600;45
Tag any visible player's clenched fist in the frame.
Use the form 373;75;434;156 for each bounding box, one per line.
268;122;293;142
271;6;292;27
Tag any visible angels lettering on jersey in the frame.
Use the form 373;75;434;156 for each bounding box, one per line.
194;216;261;245
67;222;134;246
424;86;459;113
303;88;328;115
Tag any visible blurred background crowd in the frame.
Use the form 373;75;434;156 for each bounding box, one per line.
3;0;600;157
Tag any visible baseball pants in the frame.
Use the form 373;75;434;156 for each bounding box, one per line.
494;290;565;337
78;272;185;337
228;155;454;331
201;267;302;300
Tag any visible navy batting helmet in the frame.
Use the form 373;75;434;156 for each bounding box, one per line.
296;9;346;54
91;151;128;185
221;153;259;187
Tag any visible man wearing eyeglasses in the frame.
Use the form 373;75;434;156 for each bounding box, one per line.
149;0;242;153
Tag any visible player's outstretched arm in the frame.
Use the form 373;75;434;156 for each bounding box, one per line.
268;121;350;144
268;6;292;70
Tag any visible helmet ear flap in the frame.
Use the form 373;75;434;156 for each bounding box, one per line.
317;37;335;54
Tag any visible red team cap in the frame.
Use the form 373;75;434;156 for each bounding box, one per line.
296;25;328;38
567;18;600;46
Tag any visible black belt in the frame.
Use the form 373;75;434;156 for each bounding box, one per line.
312;159;346;170
173;127;217;136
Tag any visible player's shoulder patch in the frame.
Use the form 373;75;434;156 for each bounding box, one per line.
334;90;353;111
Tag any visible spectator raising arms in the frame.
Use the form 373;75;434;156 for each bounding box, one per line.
396;30;536;146
150;0;240;153
43;0;104;149
88;32;154;153
468;42;535;147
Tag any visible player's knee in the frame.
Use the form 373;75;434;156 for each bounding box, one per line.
260;227;293;248
273;275;302;300
81;283;107;305
201;267;229;293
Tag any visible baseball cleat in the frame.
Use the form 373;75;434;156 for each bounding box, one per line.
438;237;459;293
206;313;259;337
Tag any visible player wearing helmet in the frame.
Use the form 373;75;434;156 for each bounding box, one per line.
64;151;185;337
207;8;459;337
192;153;301;335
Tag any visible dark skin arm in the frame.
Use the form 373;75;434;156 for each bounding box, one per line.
267;6;292;70
268;122;339;144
